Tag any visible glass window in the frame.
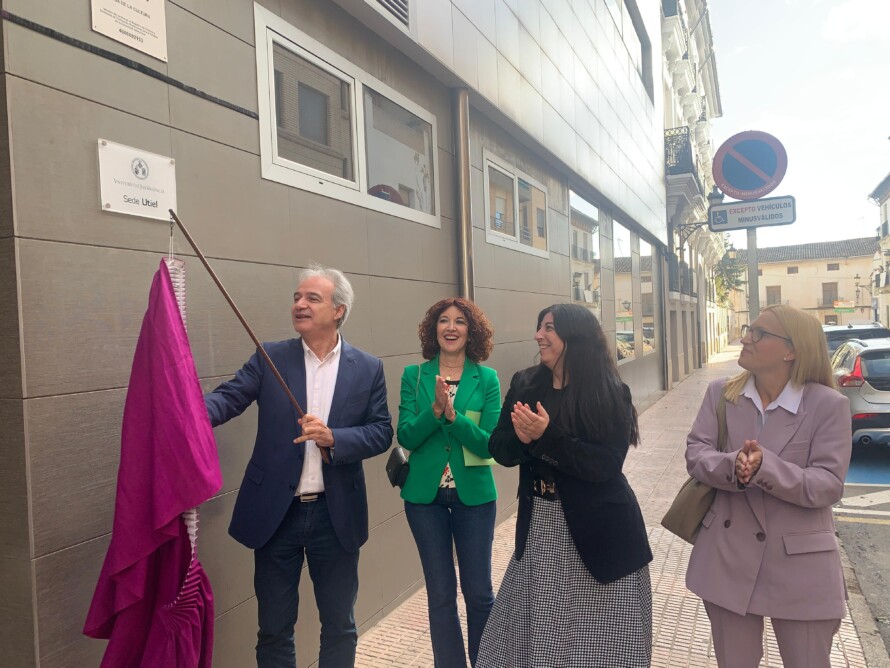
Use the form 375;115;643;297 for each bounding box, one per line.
257;11;442;228
273;43;354;181
640;239;656;356
613;221;634;361
484;153;549;258
518;179;547;250
569;191;601;321
827;263;839;271
787;266;798;274
766;286;781;306
823;282;838;306
488;166;515;237
363;87;436;215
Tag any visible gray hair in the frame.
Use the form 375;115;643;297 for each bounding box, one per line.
296;263;355;328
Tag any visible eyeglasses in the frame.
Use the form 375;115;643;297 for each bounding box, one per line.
740;324;792;344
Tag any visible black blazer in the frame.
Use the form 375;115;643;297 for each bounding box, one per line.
489;367;652;584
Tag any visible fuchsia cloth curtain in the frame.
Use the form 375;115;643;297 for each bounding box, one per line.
84;260;223;667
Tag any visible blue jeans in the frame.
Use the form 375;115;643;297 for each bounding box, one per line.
405;488;496;668
254;496;359;668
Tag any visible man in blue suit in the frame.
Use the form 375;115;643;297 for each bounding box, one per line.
205;265;393;668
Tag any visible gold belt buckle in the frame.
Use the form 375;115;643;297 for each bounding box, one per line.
299;493;319;503
535;480;556;495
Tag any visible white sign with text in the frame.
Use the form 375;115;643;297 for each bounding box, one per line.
98;139;176;221
91;0;168;62
708;195;796;232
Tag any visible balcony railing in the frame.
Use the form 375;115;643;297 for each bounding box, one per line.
668;253;680;292
571;245;593;262
665;127;705;195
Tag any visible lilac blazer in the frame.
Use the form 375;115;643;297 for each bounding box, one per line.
684;379;851;620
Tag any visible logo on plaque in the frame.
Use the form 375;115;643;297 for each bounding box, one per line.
131;158;150;180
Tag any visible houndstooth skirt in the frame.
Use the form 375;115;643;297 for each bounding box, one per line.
476;496;652;668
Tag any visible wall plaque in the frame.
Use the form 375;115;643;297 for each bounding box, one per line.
98;139;177;221
91;0;168;62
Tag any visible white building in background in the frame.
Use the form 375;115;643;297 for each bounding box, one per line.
870;171;890;325
661;0;730;386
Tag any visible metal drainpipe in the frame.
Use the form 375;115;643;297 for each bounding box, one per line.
454;88;475;301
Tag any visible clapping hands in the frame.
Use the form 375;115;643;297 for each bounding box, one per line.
511;401;549;444
735;439;763;485
432;375;456;422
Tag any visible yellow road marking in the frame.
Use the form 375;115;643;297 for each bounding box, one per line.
835;516;890;526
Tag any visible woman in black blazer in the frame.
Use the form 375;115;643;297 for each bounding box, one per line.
476;304;653;668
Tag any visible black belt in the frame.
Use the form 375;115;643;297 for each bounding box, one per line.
531;478;558;500
296;491;325;503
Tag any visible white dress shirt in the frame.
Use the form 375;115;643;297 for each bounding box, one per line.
295;336;341;495
741;375;803;435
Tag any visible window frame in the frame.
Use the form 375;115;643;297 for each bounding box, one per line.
482;149;550;259
255;5;441;228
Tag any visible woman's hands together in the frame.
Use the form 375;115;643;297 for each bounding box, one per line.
735;439;763;485
511;401;549;444
432;375;456;422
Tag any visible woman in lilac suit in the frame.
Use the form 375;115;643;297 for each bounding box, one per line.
685;305;851;668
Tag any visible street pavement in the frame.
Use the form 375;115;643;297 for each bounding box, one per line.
355;346;889;667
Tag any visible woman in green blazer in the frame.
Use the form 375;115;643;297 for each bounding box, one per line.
397;297;501;668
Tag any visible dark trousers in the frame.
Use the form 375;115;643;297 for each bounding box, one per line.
405;488;496;668
254;496;359;668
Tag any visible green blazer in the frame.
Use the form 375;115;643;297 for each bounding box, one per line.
397;357;501;506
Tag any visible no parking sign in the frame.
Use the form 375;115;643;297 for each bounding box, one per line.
712;131;787;201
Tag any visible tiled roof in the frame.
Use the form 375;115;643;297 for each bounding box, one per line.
735;237;878;264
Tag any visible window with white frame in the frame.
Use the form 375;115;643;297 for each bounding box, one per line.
483;151;549;258
255;5;440;227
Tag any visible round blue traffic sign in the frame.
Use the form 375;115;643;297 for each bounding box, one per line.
712;131;787;201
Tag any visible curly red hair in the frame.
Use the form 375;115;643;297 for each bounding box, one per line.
418;297;494;362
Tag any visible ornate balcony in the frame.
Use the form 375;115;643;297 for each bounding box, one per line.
665;126;706;226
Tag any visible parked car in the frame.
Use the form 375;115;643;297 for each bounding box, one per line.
823;322;890;354
830;338;890;446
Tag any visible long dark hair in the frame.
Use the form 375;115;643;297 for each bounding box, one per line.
532;304;639;445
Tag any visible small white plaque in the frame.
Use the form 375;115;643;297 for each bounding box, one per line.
91;0;168;62
98;139;176;221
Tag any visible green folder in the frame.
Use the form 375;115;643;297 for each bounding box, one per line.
461;410;496;466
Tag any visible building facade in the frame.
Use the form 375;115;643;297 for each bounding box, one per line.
870;172;890;325
661;0;729;387
731;238;880;332
0;1;685;665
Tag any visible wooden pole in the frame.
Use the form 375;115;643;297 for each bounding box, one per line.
168;210;330;463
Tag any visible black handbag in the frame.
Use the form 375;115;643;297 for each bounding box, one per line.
386;446;409;488
385;365;420;489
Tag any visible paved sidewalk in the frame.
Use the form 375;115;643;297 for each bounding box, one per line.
356;348;873;667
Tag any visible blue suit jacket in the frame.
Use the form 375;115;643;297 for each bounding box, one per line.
205;338;393;552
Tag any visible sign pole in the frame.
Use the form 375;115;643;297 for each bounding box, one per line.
747;228;760;320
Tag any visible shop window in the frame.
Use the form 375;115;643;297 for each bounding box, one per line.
569;191;602;321
640;239;657;355
614;221;635;362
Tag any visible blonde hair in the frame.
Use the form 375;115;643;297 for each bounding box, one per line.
724;304;836;402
